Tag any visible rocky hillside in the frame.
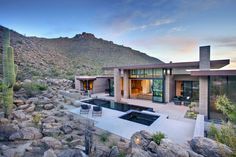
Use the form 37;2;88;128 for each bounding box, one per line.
0;26;162;80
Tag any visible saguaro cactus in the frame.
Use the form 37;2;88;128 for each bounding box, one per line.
2;29;16;118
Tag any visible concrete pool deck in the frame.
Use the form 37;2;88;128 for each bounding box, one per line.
91;93;192;121
68;102;195;145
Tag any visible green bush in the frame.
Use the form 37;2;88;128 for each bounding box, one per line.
23;82;48;97
32;113;41;126
216;95;236;124
208;122;236;155
100;132;111;143
152;132;165;145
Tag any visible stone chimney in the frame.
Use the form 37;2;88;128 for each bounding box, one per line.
199;46;210;70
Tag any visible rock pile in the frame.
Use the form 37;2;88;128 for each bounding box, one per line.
127;130;233;157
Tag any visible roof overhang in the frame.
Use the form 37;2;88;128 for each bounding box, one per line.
75;75;113;80
102;59;230;70
190;69;236;76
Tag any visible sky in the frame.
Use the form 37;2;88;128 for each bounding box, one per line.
1;0;236;68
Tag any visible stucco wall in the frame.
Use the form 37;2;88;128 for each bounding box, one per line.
93;78;109;93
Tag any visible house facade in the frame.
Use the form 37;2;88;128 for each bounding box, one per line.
103;46;236;119
75;46;236;120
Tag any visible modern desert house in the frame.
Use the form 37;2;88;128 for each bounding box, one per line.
75;46;236;120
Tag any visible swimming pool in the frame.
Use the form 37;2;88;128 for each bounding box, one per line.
119;111;160;126
82;98;151;112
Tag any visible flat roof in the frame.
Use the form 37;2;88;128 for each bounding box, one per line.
190;69;236;76
75;75;113;80
102;59;229;70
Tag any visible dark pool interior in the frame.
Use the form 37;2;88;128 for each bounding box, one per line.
119;111;160;126
82;98;150;112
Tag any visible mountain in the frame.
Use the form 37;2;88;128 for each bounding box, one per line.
0;26;163;80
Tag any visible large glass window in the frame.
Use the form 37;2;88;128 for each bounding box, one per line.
175;81;199;101
152;79;164;103
108;79;114;96
82;80;93;91
129;69;163;79
209;76;236;120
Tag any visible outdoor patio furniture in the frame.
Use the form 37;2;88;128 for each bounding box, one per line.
183;96;191;106
173;97;182;105
92;106;102;117
80;104;91;114
146;108;154;112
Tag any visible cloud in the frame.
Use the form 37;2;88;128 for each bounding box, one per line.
129;19;174;31
129;36;197;52
209;36;236;48
104;17;174;37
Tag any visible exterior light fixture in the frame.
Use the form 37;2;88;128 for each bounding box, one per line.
135;136;141;145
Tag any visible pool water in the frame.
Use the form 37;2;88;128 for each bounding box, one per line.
82;98;150;112
119;111;160;126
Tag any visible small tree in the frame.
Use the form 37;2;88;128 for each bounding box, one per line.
216;95;236;124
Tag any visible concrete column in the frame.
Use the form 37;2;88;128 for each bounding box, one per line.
114;68;121;102
123;70;129;99
75;77;81;90
199;46;210;117
200;46;210;69
165;75;174;103
199;77;208;116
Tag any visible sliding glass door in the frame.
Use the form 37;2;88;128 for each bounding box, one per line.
152;79;164;103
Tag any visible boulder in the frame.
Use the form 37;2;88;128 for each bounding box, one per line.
12;110;27;120
43;149;57;157
26;97;39;104
42;128;61;137
25;104;36;113
0;118;9;124
2;142;32;157
41;137;62;149
18;104;30;110
42;116;57;123
24;79;32;83
109;146;120;157
13;99;25;106
69;139;83;147
128;148;153;157
148;139;189;157
130;130;152;150
60;124;73;134
57;149;84;157
190;137;233;157
44;104;54;110
9;127;42;140
0;123;19;140
187;150;204;157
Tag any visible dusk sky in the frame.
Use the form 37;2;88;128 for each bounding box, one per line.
1;0;236;68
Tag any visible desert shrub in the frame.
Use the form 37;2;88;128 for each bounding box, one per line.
100;132;111;143
50;68;61;77
23;82;48;97
208;122;236;155
109;141;118;149
0;83;3;92
216;95;236;124
32;113;41;126
152;132;165;145
13;82;22;91
187;111;197;119
118;152;126;157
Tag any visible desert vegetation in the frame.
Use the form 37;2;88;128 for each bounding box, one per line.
208;95;236;156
